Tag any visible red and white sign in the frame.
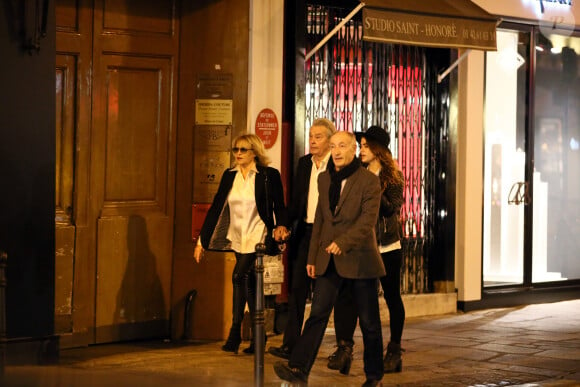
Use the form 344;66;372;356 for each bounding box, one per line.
255;108;279;149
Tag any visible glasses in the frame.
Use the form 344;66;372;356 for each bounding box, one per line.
232;147;252;154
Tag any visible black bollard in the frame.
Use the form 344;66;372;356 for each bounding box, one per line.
0;250;7;376
181;289;198;341
254;243;266;387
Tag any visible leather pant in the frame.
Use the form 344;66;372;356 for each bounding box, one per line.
231;252;257;327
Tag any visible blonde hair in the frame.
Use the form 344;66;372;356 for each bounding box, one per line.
311;118;336;139
233;133;271;166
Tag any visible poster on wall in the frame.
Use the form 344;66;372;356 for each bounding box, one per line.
193;151;230;203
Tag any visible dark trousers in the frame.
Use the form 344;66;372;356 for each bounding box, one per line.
289;259;384;380
231;252;257;329
281;224;313;350
334;248;406;345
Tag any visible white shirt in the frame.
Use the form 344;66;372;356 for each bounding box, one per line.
226;166;267;254
306;152;331;223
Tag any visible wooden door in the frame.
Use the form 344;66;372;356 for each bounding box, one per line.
55;0;179;345
55;0;94;344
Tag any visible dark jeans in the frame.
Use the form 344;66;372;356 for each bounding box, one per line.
231;252;256;329
289;259;383;380
334;248;406;345
281;224;313;350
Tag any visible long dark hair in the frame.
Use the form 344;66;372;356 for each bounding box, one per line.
364;138;403;191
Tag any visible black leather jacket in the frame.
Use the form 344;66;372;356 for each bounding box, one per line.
376;170;404;248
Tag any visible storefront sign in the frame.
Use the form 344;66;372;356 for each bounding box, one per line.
537;0;573;10
363;8;497;50
255;108;279;149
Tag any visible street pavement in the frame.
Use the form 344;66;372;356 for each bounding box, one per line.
2;299;580;386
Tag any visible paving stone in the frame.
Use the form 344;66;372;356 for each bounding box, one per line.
2;300;580;387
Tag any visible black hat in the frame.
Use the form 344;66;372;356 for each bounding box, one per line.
355;126;390;148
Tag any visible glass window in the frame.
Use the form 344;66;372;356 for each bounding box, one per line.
483;30;529;287
533;33;580;282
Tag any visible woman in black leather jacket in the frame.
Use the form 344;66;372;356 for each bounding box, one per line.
359;128;405;374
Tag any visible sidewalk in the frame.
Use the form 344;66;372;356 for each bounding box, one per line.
2;299;580;386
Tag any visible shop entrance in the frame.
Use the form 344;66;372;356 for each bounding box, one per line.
483;27;580;288
303;4;453;294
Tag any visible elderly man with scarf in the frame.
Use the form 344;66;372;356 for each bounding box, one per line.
273;131;386;387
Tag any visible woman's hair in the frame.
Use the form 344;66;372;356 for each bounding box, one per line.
364;138;403;191
233;133;271;166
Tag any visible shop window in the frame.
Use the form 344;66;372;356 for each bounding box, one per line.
483;28;580;287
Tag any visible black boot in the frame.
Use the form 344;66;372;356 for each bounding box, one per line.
383;342;403;373
221;326;242;354
327;340;353;375
242;333;267;354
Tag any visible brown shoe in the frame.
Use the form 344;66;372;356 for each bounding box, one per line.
268;345;291;359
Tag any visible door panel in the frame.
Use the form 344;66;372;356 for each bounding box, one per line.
55;54;77;334
56;0;94;346
91;0;178;342
93;54;175;342
102;63;169;206
96;215;171;342
483;30;528;287
532;33;580;282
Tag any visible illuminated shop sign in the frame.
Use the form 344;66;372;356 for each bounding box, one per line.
538;0;572;10
519;0;576;38
362;8;497;50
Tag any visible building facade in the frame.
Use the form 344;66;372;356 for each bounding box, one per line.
1;1;579;361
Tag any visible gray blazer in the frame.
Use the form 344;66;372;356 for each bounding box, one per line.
307;166;386;279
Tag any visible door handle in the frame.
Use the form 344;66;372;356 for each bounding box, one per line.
508;181;531;205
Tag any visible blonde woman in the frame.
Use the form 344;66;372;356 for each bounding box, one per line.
194;134;288;354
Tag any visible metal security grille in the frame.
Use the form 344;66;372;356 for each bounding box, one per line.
305;4;439;294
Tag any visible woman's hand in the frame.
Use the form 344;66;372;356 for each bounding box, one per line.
273;225;290;242
306;264;316;278
194;244;204;263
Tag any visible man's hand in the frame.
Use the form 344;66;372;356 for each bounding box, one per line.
325;241;342;256
306;264;316;278
193;244;204;263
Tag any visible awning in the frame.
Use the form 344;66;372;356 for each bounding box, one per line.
305;0;500;83
362;0;499;51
